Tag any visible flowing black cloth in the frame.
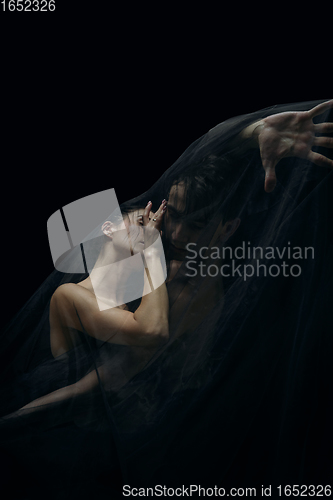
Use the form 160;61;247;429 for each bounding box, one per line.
0;100;332;499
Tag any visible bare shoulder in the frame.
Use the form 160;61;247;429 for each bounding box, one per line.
53;283;97;308
50;283;101;334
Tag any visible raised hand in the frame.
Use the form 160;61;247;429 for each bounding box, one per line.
142;200;167;232
255;99;333;192
141;200;167;251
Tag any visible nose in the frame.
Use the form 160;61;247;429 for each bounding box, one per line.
172;221;189;245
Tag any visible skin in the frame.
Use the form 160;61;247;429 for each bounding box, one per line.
17;202;170;414
162;182;240;338
50;201;169;358
238;99;333;193
164;181;240;281
21;191;238;414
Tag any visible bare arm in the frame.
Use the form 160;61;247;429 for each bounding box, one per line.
19;368;100;413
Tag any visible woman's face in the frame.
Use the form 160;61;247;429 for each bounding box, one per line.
111;208;155;258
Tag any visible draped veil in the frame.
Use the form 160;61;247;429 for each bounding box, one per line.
1;100;332;498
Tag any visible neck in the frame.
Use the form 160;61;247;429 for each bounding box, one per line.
84;240;134;309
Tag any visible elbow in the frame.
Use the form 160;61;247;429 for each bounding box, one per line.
145;323;169;347
157;325;169;346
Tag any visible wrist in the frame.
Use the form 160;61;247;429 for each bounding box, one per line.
233;120;265;154
243;120;265;148
251;120;265;145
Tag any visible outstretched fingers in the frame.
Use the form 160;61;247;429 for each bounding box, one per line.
308;99;333;119
311;117;333;168
314;122;333;134
262;158;278;193
307;150;333;169
313;136;333;148
311;103;333;168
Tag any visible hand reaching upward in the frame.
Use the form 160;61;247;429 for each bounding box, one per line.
251;99;333;192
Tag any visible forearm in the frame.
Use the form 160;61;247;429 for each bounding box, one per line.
240;120;265;147
229;119;265;155
21;383;78;412
5;369;100;426
133;252;169;339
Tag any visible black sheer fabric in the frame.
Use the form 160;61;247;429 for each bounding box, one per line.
0;100;332;499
